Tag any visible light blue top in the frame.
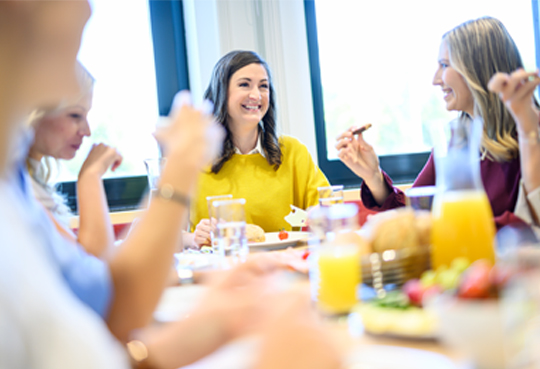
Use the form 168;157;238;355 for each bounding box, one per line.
9;131;112;318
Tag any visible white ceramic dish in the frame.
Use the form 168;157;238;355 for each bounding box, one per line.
248;231;310;251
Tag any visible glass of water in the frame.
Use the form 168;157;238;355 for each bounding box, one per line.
206;194;233;254
144;158;167;194
318;185;344;207
212;198;249;263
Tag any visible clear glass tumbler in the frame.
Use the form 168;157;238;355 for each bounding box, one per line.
206;194;233;254
212;198;249;264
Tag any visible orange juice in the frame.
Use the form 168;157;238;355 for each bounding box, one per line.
431;190;495;269
317;244;361;314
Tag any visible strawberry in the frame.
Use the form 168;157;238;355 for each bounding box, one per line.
278;229;289;240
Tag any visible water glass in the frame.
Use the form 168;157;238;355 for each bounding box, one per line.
144;158;167;192
206;194;233;253
318;185;344;207
308;203;359;243
405;185;436;211
212;198;249;263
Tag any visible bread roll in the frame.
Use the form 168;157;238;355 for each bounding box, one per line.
333;231;372;255
246;224;265;243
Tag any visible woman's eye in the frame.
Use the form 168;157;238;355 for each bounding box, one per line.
440;63;449;69
69;113;82;120
260;84;269;89
239;82;249;87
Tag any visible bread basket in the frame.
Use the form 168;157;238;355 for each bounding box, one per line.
361;247;431;287
359;208;432;287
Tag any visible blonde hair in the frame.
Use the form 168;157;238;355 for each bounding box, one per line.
27;61;95;184
443;17;524;162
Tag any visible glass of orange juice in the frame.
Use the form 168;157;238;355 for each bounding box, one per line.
431;189;495;269
311;242;361;316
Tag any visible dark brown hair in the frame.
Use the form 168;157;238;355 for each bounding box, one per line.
204;50;282;173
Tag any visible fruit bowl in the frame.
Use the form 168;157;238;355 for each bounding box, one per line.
361;247;431;287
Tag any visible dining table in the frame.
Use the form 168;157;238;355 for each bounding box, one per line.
157;239;474;369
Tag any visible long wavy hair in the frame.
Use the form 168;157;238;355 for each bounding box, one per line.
204;50;282;173
443;17;530;162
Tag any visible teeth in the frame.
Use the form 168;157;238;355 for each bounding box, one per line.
244;105;259;110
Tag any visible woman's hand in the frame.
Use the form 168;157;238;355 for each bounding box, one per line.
154;91;223;173
335;126;382;185
488;69;540;127
193;218;212;248
79;143;122;180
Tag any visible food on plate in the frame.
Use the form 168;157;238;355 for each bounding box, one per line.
278;229;289;240
246;223;266;243
355;291;437;338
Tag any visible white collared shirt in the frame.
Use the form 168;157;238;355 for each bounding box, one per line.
234;133;266;158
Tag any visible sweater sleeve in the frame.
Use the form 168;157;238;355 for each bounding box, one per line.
360;152;436;211
360;171;406;211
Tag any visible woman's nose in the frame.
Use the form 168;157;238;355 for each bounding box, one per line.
80;119;91;136
248;87;261;100
433;67;442;86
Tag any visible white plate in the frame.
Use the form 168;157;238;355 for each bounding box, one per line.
248;231;310;251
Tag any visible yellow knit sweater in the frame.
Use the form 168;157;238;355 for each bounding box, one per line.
190;136;330;232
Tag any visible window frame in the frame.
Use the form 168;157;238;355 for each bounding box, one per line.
60;0;190;213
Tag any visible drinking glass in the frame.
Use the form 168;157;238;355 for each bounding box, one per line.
308;203;361;317
206;194;233;253
313;242;361;317
212;198;249;263
144;158;167;193
318;185;344;207
308;203;359;243
405;185;436;211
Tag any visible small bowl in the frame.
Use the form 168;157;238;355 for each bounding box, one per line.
425;295;506;369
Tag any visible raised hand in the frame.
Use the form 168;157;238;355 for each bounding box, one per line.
488;69;540;122
335;126;381;183
79;143;122;180
193;218;212;248
154;91;223;172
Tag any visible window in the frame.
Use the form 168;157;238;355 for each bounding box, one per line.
305;0;538;186
58;0;189;212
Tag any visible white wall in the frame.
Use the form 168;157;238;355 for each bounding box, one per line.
183;0;318;163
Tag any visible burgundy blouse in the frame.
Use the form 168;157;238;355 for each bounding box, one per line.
360;152;524;230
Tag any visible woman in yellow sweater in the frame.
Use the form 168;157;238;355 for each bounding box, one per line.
186;50;329;248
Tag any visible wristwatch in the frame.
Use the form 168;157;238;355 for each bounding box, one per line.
177;268;194;285
126;340;153;369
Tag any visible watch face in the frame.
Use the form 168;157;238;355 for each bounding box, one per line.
177;268;194;284
127;340;148;362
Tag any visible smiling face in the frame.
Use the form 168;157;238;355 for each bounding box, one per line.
433;40;475;116
31;92;93;161
226;63;270;132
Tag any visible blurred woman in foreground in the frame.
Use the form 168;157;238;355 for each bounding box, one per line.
0;2;340;368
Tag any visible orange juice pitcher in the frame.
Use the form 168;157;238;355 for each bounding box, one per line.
430;117;496;269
